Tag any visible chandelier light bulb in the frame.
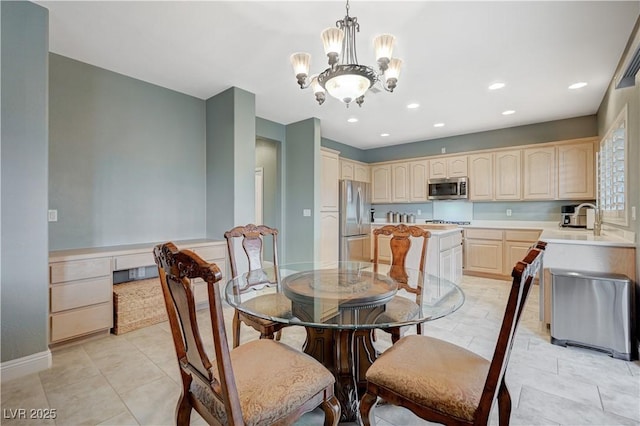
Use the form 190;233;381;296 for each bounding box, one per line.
290;52;311;87
374;34;396;68
321;27;345;65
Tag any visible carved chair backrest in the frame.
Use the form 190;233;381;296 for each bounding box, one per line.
474;241;546;423
373;225;431;291
224;224;280;285
153;242;244;425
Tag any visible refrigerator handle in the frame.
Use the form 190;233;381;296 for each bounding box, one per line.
356;187;362;225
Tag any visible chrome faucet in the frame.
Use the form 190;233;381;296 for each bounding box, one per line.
573;203;601;236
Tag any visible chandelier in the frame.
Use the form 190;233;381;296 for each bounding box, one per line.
290;0;402;107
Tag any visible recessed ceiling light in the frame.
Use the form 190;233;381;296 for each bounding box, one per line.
347;117;358;123
407;103;420;109
502;110;516;115
433;123;445;128
568;82;588;90
488;82;505;90
380;133;390;137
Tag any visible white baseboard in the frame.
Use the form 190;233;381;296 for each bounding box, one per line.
1;349;52;382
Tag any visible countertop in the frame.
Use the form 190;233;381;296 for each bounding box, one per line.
539;229;635;248
371;222;462;236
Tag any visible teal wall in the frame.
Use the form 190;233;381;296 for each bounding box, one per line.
1;1;50;362
322;137;367;162
284;118;321;262
205;87;256;240
364;115;597;163
49;54;206;250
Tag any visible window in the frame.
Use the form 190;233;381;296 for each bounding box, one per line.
598;106;628;226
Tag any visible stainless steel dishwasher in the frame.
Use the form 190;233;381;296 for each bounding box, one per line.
550;269;635;360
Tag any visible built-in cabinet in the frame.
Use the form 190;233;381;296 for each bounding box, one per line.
320;148;340;264
429;155;468;179
369;137;596;204
371;164;392;203
463;228;541;279
49;239;226;345
341;158;370;183
557;142;594;199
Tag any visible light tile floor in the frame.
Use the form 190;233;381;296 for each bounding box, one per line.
2;275;639;425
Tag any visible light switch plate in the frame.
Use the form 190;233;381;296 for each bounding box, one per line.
48;209;58;222
303;209;311;217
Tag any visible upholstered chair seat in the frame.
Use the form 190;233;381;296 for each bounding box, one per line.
365;335;489;422
191;339;335;425
375;296;420;324
238;293;292;323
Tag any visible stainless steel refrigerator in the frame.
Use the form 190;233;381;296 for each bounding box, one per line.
339;179;371;262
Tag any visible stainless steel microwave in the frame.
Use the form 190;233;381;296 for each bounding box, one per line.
428;177;469;200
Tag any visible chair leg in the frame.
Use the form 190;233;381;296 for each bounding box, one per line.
321;395;341;426
232;310;241;348
175;391;192;426
497;377;512;426
390;328;401;344
416;323;423;336
359;391;377;426
275;330;282;341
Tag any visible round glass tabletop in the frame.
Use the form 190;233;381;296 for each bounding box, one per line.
224;261;465;330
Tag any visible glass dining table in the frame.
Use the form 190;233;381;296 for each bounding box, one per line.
224;261;465;422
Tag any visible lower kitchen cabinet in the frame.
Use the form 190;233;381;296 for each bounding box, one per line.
319;211;340;265
464;228;541;279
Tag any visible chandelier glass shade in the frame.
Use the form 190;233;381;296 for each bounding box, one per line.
290;0;402;107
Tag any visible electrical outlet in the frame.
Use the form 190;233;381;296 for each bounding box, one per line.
128;269;137;280
441;147;446;154
506;209;512;217
417;209;422;215
48;209;58;222
137;266;146;278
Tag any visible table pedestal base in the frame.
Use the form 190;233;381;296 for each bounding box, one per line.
303;328;378;423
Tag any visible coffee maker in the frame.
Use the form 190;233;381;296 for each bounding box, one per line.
560;204;587;228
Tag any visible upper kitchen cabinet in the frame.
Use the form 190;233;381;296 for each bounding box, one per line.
391;163;410;203
321;148;340;211
468;153;493;201
340;158;370;183
371;164;392;203
523;146;556;200
557;140;595;200
429;155;468;179
409;159;429;202
494;150;521;200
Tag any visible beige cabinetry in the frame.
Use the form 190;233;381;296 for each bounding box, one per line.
523;146;556;200
464;228;541;279
340;158;370;183
494;150;522;200
428;231;464;284
371;164;392;203
409;160;429;202
49;239;226;345
429;155;468;179
320;148;340;264
391;163;410;202
49;257;113;344
503;229;541;275
464;228;504;276
468;153;493;201
557;141;595;199
321;148;340;211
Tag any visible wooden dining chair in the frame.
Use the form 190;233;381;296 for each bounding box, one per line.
224;224;290;348
360;242;546;426
373;224;431;343
153;242;340;426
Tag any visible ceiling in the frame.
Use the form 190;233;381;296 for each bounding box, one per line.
37;1;639;150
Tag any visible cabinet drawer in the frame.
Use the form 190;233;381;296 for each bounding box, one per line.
113;252;155;270
504;229;540;242
50;258;111;284
439;232;463;252
464;228;503;240
50;303;113;342
51;277;112;312
190;244;226;260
